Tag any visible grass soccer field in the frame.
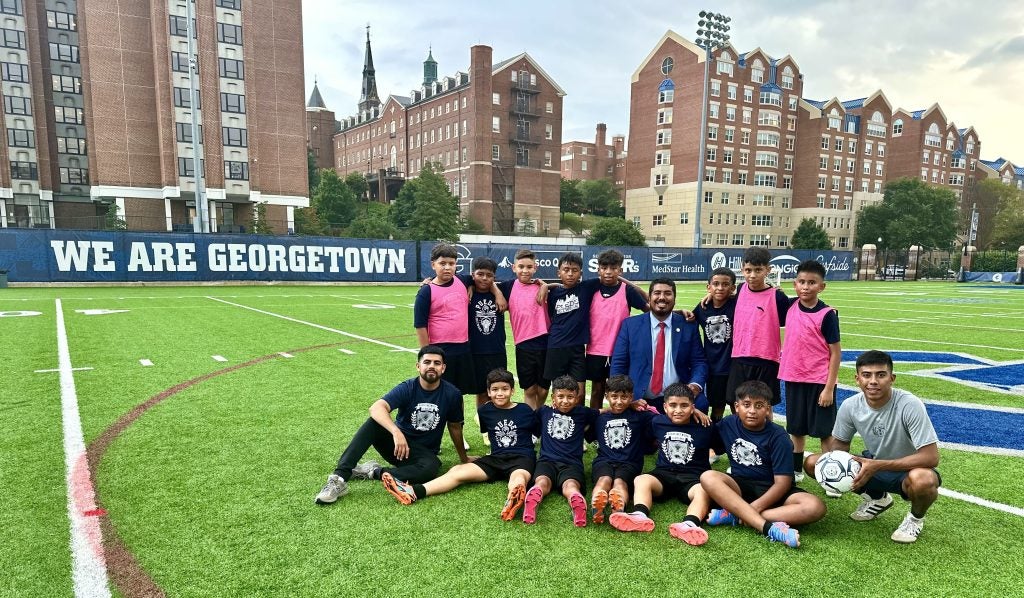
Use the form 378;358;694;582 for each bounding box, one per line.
3;281;1023;597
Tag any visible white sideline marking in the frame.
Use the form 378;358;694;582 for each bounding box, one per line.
338;349;355;355
55;299;113;597
206;297;416;354
139;359;154;367
842;332;1024;353
212;355;228;362
938;442;1024;458
939;488;1024;518
36;367;93;374
278;352;294;358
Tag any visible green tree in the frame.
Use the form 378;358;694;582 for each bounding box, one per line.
293;205;327;236
578;178;624;217
344;172;369;201
990;187;1024;249
460;216;486;234
347;202;394;239
560;178;584;214
586;217;646;246
313;168;357;229
390;181;416;230
968;179;1018;248
104;202;126;230
252;202;273;234
790;217;832;249
855;177;957;250
407;162;461;242
307;150;320;197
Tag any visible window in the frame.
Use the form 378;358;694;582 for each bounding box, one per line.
2;62;28;82
727;84;737;100
706;147;717;161
217;23;243;45
717;60;733;76
544;124;552;140
739;151;749;165
7;128;34;147
492;92;500;105
863;160;871;175
57;136;87;155
834;158;842;172
755;152;777;167
707;126;718;141
753;174;776;187
661;57;673;74
658;88;674;103
722;171;732;184
709;103;719;118
544;151;551;167
177;157;205;177
752;194;774;206
218;58;244;79
220;92;245;114
680;212;689;224
725;106;736;121
892;119;903;136
834;137;843;152
1;0;22;16
217;0;242;8
751;215;773;227
757;110;780;127
866;122;886;138
704;191;714;203
174;87;201;108
169;15;191;37
784;156;793;171
653;214;665;226
876;163;884;176
545;101;553;113
782;176;792;189
966;141;975;155
0;28;25;49
844;179;853;192
724;128;734;142
222;126;247;146
225;161;249;180
172;52;190;73
57;167;88;184
723;150;733;164
491;145;500;160
654;173;668;186
756;132;779;147
3;95;30;115
491;116;500;133
710;80;720;97
10;160;37;179
655;151;670;165
742;108;751;124
877;143;885;157
656;130;671;145
751;60;764;83
705;168;715;182
818;176;827;190
737;172;747;185
731;233;744;246
780;66;794;89
849;139;857;154
832;177;840;191
847;159;855;173
657;108;673;124
175;122;203;143
864;141;873;156
52;74;81;93
759;91;781;106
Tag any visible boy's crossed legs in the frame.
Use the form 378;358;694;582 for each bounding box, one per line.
610;469;711;546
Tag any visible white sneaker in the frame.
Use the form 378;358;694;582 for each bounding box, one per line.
794;471;805;483
350;460;381;480
850;493;894;521
824;488;843;499
891;512;924;543
315;474;348;504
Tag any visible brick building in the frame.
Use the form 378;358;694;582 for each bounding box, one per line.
560;123;626;198
0;0;308;233
306;80;335;170
327;33;565;235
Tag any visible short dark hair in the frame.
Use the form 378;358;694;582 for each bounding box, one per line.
662;382;694;402
551;374;579;393
486;368;515;388
597;249;624;267
855;350;893;372
709;267;736;285
742;246;771;267
797;259;827;279
649;277;676;295
472;256;498;273
605;374;634;394
558;252;583;268
514;248;536;261
735;379;773;403
430;244;458;261
418;344;446;363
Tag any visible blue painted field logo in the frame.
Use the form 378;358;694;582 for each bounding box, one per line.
841;350;1024;395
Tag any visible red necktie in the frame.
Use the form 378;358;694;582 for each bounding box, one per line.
651;322;666;396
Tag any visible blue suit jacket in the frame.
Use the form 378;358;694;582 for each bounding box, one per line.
610;312;709;411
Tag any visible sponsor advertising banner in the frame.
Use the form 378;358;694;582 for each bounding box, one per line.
963;271;1020;284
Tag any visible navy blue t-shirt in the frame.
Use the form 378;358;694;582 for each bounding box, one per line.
693;296;737;376
716;415;793;483
651;414;720;475
382;377;465;453
787;298;840;344
538;404;598;465
413;274;473;355
546;278;601;348
469;289;506;354
593;409;655;468
478;402;538;457
497;279;548;351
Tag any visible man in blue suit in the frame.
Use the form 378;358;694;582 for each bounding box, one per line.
610;278;708;412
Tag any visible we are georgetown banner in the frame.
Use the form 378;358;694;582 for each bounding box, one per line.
0;228;854;283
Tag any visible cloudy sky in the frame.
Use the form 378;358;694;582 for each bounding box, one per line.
302;0;1023;162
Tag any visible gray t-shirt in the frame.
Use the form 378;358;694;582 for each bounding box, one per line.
833;388;938;461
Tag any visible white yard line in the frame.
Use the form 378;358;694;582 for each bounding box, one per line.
338;349;355;355
206;297;417;353
278;352;294;358
841;315;1024;334
212;355;228;362
842;332;1024;353
139;359;154;367
36;367;93;374
939;488;1024;518
55;299;113;598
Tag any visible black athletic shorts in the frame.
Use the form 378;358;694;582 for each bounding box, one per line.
474;453;536;482
705;374;731;411
533;459;585;491
442;350;476;395
733;476;806;508
544;344;586;383
726;359;782;406
515;346;548;390
584;354;611;382
649;468;702;502
468;352;508;395
591;460;642;484
784;381;837;438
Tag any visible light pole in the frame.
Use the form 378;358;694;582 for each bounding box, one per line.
693;10;730;249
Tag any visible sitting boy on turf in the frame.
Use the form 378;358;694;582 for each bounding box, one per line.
381;369;539;521
589;375;655;524
523;375;598;527
699;381;826;549
610;384;717;546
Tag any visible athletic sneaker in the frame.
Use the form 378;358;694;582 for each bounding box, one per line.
522;486;544;524
824;488;843;499
609;511;655;533
609;489;626;514
794;471;805;483
590;490;609;524
381;472;416;505
350;460;381;480
669;521;708;546
891;512;924;543
706;508;738;526
501;484;526;521
850;492;894;521
569;492;587;527
314;474;348;505
766;521;800;548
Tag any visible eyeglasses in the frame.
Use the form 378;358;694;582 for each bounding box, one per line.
736;400;769;410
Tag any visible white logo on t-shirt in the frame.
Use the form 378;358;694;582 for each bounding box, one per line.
475;298;498;335
662;431;695;465
705;314;731;344
547;413;576;440
730;438;763;467
494;418;518;447
410;403;441;432
554;293;580;315
603;419;633;450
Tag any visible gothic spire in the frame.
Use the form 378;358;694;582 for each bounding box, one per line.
358;25;380;113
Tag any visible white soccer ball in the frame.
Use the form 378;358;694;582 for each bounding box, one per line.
814;450;861;494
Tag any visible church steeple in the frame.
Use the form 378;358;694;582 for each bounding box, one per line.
307;77;327;110
423;46;437;86
358;25;380;114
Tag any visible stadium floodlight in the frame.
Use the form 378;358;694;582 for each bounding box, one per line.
699;10;708;17
693;9;731;249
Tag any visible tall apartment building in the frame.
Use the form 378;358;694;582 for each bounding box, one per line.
626;29;986;249
327;34;565;235
0;0;307;233
560;122;627;199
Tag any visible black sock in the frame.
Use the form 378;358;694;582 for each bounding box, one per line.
369;467;382;480
634;504;651;517
684;514;701;527
866;488;886;500
762;521;774;536
793;452;804;473
412;484;427;500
